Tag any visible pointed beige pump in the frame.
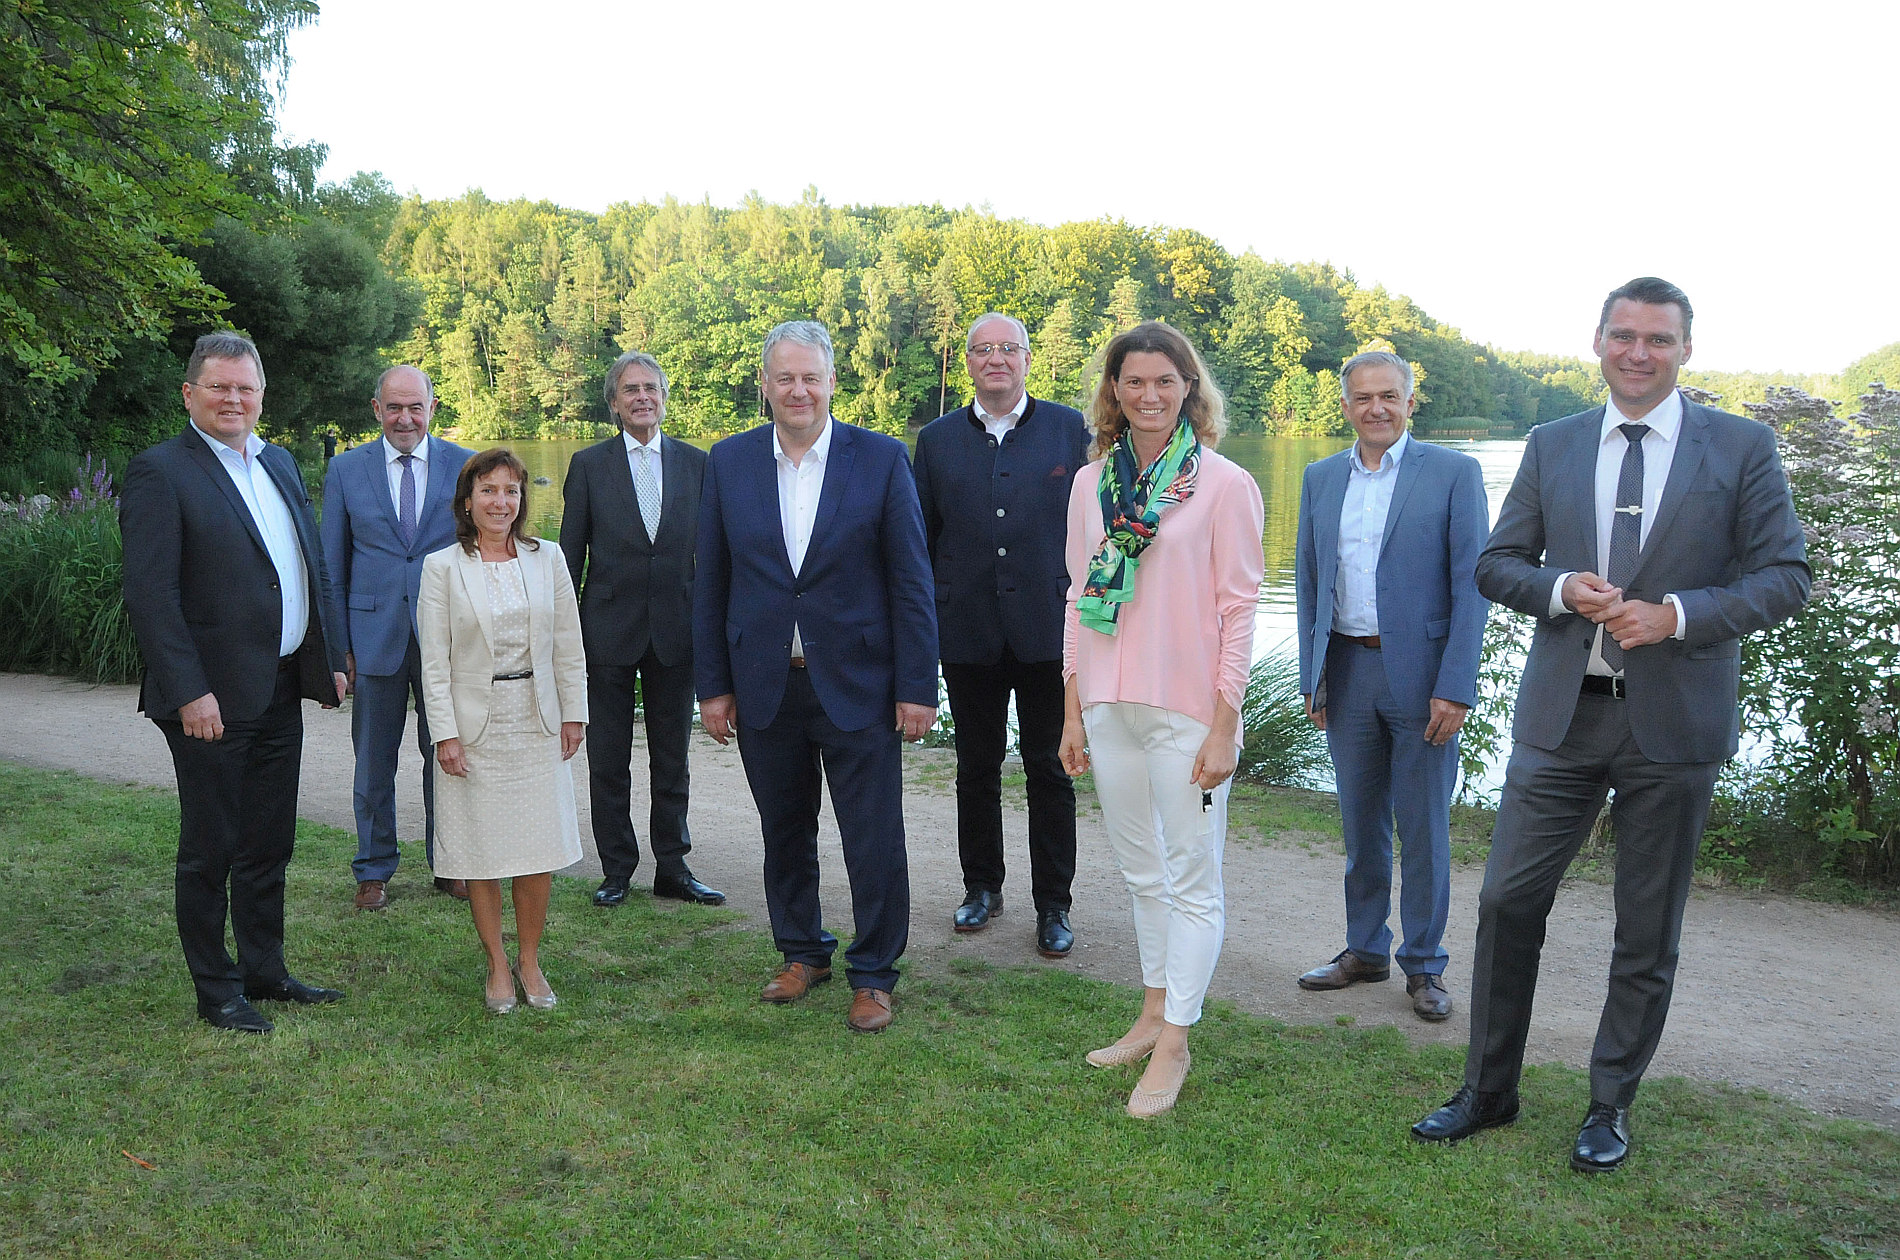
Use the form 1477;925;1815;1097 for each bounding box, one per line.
1086;1029;1162;1068
1126;1050;1191;1119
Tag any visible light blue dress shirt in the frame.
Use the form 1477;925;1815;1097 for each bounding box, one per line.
1332;429;1410;636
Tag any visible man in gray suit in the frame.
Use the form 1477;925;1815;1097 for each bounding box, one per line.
1294;351;1488;1022
560;351;723;908
321;366;473;909
1412;278;1810;1172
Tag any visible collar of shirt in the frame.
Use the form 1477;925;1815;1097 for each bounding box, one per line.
1601;388;1683;446
384;433;429;466
621;429;663;458
190;421;264;464
772;415;835;470
973;392;1028;427
1348;427;1409;476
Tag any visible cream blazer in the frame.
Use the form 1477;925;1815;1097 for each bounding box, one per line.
417;538;588;747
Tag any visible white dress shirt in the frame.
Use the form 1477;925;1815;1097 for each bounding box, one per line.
774;417;835;657
974;391;1028;443
191;422;309;656
1333;429;1410;636
1546;389;1688;674
382;433;431;515
623;428;664;500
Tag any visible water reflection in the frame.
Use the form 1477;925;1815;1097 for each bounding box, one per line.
484;430;1531;663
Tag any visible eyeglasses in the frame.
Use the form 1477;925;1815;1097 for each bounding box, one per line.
190;382;260;400
966;342;1026;357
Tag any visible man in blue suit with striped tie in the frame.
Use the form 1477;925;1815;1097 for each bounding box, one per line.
321;366;472;909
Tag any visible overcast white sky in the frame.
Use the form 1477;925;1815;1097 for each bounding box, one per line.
278;0;1894;374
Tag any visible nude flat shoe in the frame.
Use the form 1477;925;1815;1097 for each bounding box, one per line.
1086;1030;1161;1068
1126;1050;1191;1119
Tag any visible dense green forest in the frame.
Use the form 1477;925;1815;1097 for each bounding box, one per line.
4;0;1896;471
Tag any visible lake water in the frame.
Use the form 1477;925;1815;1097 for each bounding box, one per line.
499;430;1530;663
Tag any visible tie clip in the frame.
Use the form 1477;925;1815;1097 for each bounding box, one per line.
1614;504;1643;515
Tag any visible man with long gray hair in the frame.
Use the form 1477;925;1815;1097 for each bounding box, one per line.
560;351;723;908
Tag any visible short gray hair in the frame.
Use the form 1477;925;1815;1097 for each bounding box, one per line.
965;312;1028;350
186;331;266;388
375;364;434;402
1340;350;1413;400
604;350;669;406
760;320;834;376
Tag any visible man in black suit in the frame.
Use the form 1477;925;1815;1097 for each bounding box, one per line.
1411;278;1810;1171
121;331;350;1033
912;312;1089;957
560;351;723;907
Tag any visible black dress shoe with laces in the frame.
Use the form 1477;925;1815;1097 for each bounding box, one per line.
653;871;726;905
1571;1101;1631;1172
1411;1085;1520;1143
1036;908;1074;958
953;889;1001;932
198;996;274;1033
246;976;344;1005
593;877;631;907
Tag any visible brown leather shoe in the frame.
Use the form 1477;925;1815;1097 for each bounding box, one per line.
1407;972;1453;1021
434;877;470;900
760;962;831;1004
354;880;388;911
846;987;894;1033
1297;948;1390;990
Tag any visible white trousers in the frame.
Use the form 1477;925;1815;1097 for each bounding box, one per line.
1083;701;1230;1026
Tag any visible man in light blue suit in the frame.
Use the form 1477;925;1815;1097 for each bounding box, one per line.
321;366;474;910
695;320;938;1034
1294;350;1489;1022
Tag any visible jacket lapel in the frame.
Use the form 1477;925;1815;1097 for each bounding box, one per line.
1380;438;1424;555
184;429;270;560
1559;408;1607;566
519;543;545;650
807;420;854;564
363;439;404;541
456;546;495;657
1630;398;1710;585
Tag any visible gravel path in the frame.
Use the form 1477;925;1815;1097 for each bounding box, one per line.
5;670;1895;1130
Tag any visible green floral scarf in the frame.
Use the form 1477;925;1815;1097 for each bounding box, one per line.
1076;421;1200;635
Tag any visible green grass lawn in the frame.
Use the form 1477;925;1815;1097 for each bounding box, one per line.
1;761;1895;1259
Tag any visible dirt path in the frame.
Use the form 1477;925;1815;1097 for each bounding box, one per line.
5;671;1895;1130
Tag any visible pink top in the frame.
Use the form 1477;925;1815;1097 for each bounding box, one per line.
1063;447;1266;742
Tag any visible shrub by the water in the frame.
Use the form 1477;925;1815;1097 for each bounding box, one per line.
0;456;142;684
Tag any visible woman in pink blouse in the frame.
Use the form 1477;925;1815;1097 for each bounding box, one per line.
1059;322;1265;1118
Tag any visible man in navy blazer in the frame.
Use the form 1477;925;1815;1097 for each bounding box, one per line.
1294;351;1489;1022
560;351;723;909
1412;278;1810;1172
695;320;938;1034
321;366;473;910
912;312;1089;957
121;332;349;1032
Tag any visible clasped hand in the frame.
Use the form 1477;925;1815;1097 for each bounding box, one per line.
1562;571;1676;651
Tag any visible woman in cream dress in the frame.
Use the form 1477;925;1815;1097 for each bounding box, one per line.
418;447;587;1013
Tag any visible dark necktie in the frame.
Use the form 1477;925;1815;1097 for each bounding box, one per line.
397;453;417;547
1600;422;1649;670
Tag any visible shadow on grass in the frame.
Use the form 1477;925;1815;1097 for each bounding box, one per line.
0;762;1895;1259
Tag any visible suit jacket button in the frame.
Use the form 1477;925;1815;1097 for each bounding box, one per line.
997;547;1007;557
996;508;1005;517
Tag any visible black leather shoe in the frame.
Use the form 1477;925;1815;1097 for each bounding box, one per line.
246;976;343;1005
1571;1101;1631;1172
1036;908;1074;958
954;890;1001;933
593;877;631;907
652;871;726;905
1411;1085;1520;1143
198;996;273;1033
